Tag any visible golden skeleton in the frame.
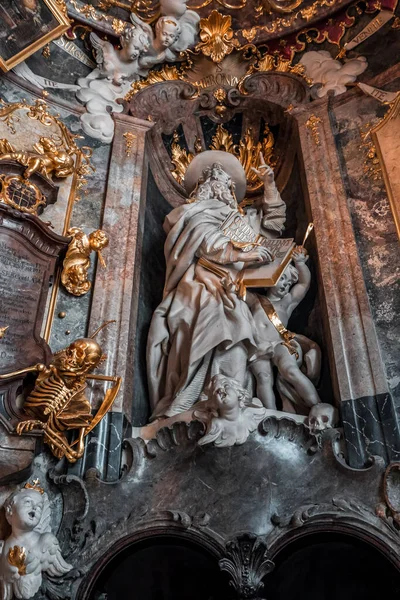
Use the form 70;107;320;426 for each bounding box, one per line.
0;324;121;463
0;137;75;180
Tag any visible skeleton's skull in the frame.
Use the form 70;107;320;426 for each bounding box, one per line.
307;403;338;436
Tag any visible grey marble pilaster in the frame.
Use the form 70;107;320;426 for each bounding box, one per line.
87;113;154;416
294;97;392;466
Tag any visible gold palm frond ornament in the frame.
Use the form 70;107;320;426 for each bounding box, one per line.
195;11;241;63
170;124;277;196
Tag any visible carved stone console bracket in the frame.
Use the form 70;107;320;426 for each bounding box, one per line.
219;534;274;600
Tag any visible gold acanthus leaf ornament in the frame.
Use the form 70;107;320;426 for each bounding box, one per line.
171;124;277;196
195;11;240;63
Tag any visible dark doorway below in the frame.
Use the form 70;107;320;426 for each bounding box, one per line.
264;531;400;600
89;535;231;600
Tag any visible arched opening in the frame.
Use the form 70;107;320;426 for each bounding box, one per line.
88;534;231;600
264;531;400;600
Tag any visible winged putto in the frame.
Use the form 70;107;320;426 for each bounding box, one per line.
0;481;72;600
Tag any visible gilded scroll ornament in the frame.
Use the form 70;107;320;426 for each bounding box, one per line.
1;325;121;463
7;546;27;576
123;131;137;157
359;123;382;182
61;228;109;296
170;132;195;185
195;11;240;63
306;114;322;146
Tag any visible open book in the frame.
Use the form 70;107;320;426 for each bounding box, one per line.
219;211;313;288
240;237;295;287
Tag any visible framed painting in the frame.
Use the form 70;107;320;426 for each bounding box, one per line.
0;0;70;72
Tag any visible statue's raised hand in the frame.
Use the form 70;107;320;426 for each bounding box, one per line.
251;152;274;186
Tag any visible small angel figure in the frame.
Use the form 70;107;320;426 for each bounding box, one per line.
194;375;266;447
0;137;74;180
0;482;72;600
61;228;109;296
133;0;200;69
89;25;151;86
249;247;321;413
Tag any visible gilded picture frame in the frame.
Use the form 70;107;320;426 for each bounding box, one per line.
0;0;70;72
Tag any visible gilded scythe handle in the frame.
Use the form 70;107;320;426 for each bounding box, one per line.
69;374;122;446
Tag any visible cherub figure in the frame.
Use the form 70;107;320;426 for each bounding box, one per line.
249;247;321;413
89;25;151;86
0;137;74;180
133;0;200;69
0;482;72;600
61;228;109;296
194;374;266;447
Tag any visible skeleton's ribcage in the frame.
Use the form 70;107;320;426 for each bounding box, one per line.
25;372;83;418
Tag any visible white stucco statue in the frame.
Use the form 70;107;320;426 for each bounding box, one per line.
300;50;368;97
194;375;266;447
76;24;151;142
0;482;72;600
147;150;288;420
133;0;200;69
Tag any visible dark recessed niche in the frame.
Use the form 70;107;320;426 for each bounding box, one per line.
89;535;231;600
264;531;400;600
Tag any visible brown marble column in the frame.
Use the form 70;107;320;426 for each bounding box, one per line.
294;97;394;467
82;113;153;480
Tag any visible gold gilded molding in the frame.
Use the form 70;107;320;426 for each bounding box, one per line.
61;228;109;296
2;328;121;463
171;124;276;196
0;326;9;339
359;123;382;181
306;114;322;146
0;0;70;72
195;11;240;63
370;94;400;238
126;65;184;100
123;131;137;157
170;132;195;185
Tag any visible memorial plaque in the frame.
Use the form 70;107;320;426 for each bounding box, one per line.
0;203;69;427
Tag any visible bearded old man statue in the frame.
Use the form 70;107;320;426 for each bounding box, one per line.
147;151;287;420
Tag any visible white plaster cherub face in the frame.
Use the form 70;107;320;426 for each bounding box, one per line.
7;490;44;532
268;265;299;300
157;19;180;48
212;375;238;409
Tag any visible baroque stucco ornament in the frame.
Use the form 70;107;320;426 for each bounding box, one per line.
0;482;72;600
300;50;368;97
76;0;199;142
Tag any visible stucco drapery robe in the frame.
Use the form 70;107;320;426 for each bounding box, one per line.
147;188;286;419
